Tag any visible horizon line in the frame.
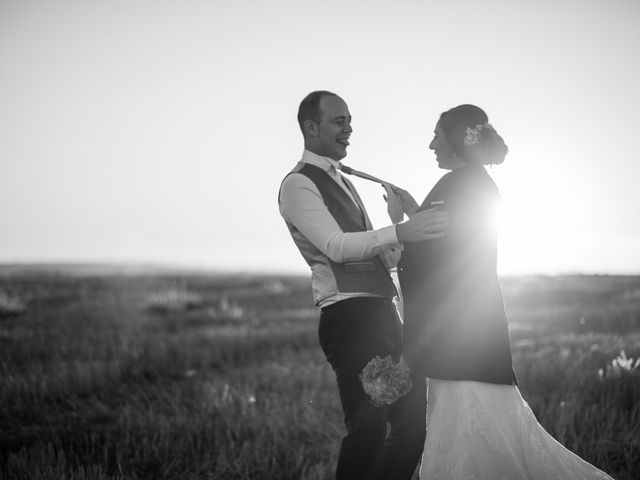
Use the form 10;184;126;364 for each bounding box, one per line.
0;260;638;278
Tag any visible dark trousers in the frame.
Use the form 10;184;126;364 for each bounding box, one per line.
319;297;427;480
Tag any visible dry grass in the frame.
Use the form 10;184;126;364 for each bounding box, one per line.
0;268;638;479
0;289;28;317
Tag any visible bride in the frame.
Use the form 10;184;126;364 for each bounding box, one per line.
384;104;614;479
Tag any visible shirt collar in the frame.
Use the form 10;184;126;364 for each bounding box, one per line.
301;149;343;174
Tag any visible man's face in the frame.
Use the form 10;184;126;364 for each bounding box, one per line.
313;95;352;161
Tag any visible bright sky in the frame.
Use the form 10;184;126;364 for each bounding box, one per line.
1;0;639;275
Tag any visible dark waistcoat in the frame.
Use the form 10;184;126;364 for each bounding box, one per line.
292;164;397;299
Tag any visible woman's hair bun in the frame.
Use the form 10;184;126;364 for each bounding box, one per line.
439;104;508;165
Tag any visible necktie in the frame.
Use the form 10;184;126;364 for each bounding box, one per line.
329;166;359;209
339;175;363;213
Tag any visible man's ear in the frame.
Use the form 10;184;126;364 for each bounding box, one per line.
304;120;319;137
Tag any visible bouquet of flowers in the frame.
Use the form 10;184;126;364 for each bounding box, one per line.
359;355;413;407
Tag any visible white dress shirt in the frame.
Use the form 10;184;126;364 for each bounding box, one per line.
279;150;401;307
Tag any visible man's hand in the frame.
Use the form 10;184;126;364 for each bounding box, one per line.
389;185;419;218
396;209;448;243
382;184;404;223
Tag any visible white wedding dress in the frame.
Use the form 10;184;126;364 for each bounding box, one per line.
420;379;614;480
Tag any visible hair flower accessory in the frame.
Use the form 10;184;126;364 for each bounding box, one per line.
464;122;493;146
359;355;413;407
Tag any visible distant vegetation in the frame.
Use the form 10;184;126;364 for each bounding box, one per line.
0;267;638;479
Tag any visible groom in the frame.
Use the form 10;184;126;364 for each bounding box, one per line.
278;91;448;480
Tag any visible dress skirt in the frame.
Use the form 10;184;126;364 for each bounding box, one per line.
420;379;614;480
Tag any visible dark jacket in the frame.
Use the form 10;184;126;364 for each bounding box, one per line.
398;164;517;385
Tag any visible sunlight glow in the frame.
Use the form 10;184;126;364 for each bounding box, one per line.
0;0;638;275
493;165;592;275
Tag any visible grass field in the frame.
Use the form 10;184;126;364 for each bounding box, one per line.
1;266;639;479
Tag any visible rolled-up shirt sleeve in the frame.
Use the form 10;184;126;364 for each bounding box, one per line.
279;173;400;263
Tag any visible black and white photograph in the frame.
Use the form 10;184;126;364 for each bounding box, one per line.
1;1;639;479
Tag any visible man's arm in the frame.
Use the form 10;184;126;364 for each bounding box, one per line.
279;173;400;263
279;174;448;263
396;209;448;243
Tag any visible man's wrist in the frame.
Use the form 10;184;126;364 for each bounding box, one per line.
395;222;407;243
380;224;401;245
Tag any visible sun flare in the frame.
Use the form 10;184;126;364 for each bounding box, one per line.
492;167;589;276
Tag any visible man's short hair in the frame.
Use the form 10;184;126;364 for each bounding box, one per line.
297;90;339;133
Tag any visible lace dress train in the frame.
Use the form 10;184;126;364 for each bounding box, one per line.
420;379;614;480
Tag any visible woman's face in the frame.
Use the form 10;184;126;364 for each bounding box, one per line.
429;122;456;170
